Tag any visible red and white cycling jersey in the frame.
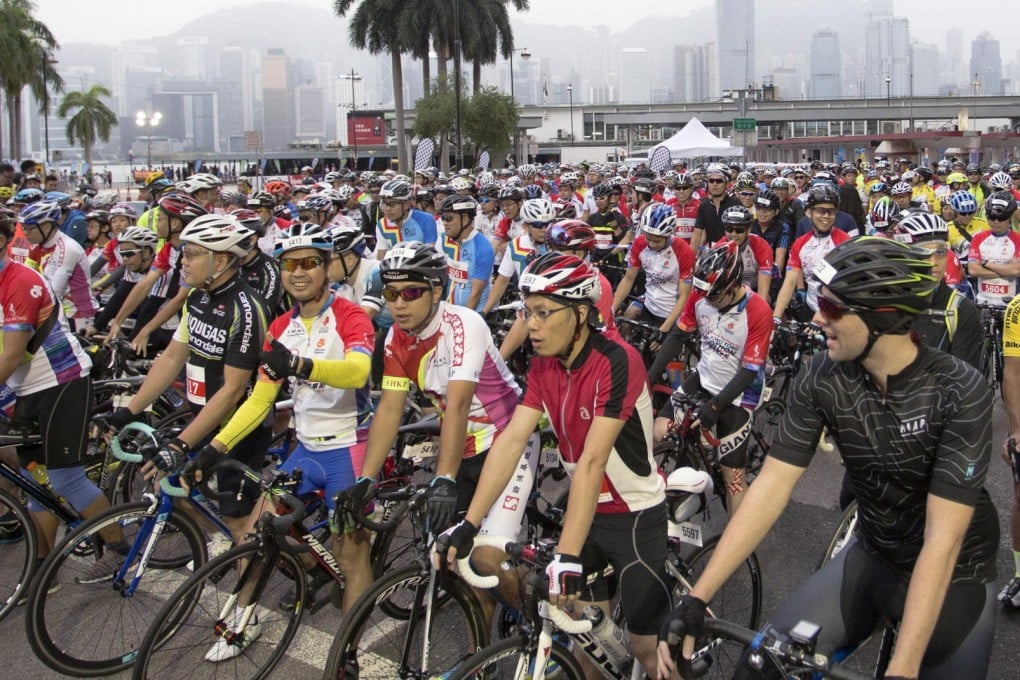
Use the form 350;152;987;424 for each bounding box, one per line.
627;235;696;319
672;198;701;242
678;287;773;410
494;215;525;243
382;302;520;458
266;295;375;449
969;230;1020;306
717;234;774;290
944;250;964;287
521;332;665;514
28;231;99;320
788;229;852;311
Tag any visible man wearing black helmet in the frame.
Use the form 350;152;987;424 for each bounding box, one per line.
658;237;998;680
690;165;739;251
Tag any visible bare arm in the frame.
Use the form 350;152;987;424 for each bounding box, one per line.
0;330;31;386
131;286;189;355
107;267;164;339
660;281;691;332
612;267;639;313
756;272;773;305
177;364;255;449
771;268;803;319
125;339;189;414
435;379;476;479
360;387;407;479
465;278;486;313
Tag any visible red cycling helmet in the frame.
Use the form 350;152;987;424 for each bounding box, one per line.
546;220;596;252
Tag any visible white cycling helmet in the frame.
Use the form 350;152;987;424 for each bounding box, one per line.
118;226;158;248
449;177;473;192
180;213;255;257
184;173;223;192
519;198;557;224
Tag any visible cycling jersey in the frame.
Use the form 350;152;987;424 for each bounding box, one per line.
497;233;548;280
944;250;966;288
473;211;502;240
494;215;524;243
948;217;989;254
375;208;438;251
694;194;740;245
913;283;982;369
441;229;494;312
266;295;374;448
173;276;269;413
677;287;772;409
381;301;519;458
333;257;391;330
521;331;665;514
672;198;701;242
28;231;99;320
587;209;628;251
787;229;852;311
753;220;792;280
0;259;91;395
717;234;774;290
151;242;183;299
1003;295;1020;358
772;344;998;582
968;229;1020;306
240;249;282;313
626;235;695;318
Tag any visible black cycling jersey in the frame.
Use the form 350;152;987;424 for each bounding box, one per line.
240;249;282;314
911;283;982;370
587;209;628;246
771;343;998;583
694;194;740;244
174;275;269;417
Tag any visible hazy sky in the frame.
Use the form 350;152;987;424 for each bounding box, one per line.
33;0;1020;57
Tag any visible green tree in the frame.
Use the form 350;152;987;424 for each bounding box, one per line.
57;85;117;169
412;75;458;168
463;0;528;96
335;0;410;171
0;0;62;160
463;86;517;164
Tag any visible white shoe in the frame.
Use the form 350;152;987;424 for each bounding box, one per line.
204;613;262;662
187;533;233;572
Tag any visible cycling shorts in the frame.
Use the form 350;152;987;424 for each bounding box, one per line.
279;439;366;512
15;376;91;470
656;388;752;469
215;425;269;518
459;431;540;542
579;503;672;636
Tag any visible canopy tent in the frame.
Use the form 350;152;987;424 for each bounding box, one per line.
645;117;744;160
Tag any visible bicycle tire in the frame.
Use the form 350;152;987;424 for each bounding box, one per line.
132;542;306;680
321;564;489;680
670;534;763;678
446;634;586;680
0;487;37;623
747;398;785;483
816;500;859;570
25;500;207;676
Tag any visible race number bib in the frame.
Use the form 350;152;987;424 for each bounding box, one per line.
186;364;207;406
447;258;469;285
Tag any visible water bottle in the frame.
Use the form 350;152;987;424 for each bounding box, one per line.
26;461;54;492
582;605;632;670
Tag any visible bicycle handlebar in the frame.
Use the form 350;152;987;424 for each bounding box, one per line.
109;421;159;464
356;482;419;533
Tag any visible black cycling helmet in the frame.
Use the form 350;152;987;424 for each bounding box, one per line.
720;205;753;226
477;183;500;199
497;186;523;202
591;182;614;198
247;191;276;209
380;241;449;291
985;191;1017;221
805;183;840;208
755;190;781;212
438;194;478;218
379;179;413;201
692;241;743;299
632;178;656;197
816;237;937;315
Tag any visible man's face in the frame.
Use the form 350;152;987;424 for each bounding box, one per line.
23;178;41;190
793;173;809;190
809;203;837;231
968;171;981;184
499;199;521;219
893;193;912;209
22;221;49;245
706;174;727;197
119;243;150;273
44;178;58;191
381;199;407;223
0;169;13;186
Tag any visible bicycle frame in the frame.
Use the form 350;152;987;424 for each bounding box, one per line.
0;459;81;526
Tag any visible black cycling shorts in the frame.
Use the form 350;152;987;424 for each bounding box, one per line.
15;376;91;470
578;503;672;636
214;425;270;518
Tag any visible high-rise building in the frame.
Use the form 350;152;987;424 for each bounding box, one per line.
261;48;293;150
715;0;755;95
176;37;209;81
295;85;325;139
809;29;841;99
946;28;964;90
970;32;1003;95
911;42;939;97
674;45;710;103
864;15;910;97
112;43;160;116
619;48;650;104
771;67;801;100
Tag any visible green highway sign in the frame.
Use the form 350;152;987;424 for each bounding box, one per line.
733;118;757;130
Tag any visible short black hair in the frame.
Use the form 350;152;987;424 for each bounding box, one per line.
20;159;37;173
0;162;14;174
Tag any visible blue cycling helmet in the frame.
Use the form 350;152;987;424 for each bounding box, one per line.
44;191;71;208
639;202;677;236
948;190;977;215
13;188;43;204
19;201;62;225
523;184;543;200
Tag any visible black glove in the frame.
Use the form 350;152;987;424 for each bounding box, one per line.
105;406;137;431
695;400;721;430
425;475;458;535
658;594;708;645
435;519;478;564
546;553;584;599
335;476;375;530
190;444;221;476
152;437;189;473
259;339;313;381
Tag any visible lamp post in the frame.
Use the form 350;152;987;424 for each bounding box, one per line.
453;0;464;169
508;47;530;166
338;69;363;169
39;48;57;168
885;74;891;106
566;84;574;146
135;110;162;168
972;73;981;96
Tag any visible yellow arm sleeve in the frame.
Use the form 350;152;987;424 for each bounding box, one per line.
213;379;281;452
307;350;371;389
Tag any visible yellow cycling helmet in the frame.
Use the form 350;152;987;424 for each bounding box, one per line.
144;171;165;187
0;186;14;201
946;172;968;185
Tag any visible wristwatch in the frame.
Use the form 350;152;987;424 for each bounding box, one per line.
980;259;989;268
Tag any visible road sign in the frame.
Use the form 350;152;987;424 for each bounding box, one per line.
730;129;758;147
733;118;757;131
244;130;263;152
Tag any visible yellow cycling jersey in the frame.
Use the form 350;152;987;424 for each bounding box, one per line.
1003;294;1020;357
947;216;989;251
912;184;935;209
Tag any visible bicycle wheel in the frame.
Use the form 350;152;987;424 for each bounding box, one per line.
446;635;586;680
0;487;37;623
816;500;859;570
747;398;785;483
670;534;763;678
132;542;306;680
25;501;206;676
321;564;489;679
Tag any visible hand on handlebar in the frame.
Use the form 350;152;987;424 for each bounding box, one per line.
335;476;375;532
656;594;708;679
546;553;584;610
432;519;478;570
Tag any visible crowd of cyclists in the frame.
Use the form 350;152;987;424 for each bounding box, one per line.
0;151;1016;678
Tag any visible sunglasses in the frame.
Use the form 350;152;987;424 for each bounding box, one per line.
677;185;694;190
440;213;459;222
280;256;325;272
817;295;856;321
737;192;756;198
118;249;141;258
812;207;836;217
181;247;212;259
917;244;949;257
520;305;572;323
382;286;432;302
526;221;551;229
707;178;726;184
723;226;748;233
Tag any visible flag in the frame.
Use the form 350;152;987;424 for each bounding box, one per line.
194;159;203;172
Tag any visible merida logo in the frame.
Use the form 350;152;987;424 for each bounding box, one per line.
899;416;927;437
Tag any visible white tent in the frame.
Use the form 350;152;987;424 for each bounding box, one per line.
653;117;744;159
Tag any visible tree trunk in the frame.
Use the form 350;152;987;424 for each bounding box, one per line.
439;129;449;173
390;49;409;172
11;92;23;161
422;52;431;96
6;94;17;160
472;61;481;96
0;93;5;159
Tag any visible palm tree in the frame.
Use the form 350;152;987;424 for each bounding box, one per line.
57;85;117;171
0;0;61;160
334;0;410;171
464;1;528;96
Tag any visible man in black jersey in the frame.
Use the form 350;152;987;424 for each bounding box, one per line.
230;207;283;314
658;237;998;680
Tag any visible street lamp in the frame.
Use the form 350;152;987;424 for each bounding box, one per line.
453;0;464;168
508;47;530;166
338;70;363;169
566;84;574;146
38;47;57;168
135;110;162;168
885;74;891;105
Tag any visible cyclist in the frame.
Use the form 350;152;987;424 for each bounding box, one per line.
891;181;914;211
967;191;1020;310
751;190;791;302
492;186;525;261
229;208;283;314
671;172;702;245
659;236;999;680
248;190;291;256
946;190;988;261
87;227;160;338
189;222;375;625
374;179;437;260
437;251;670;678
612;203;695;337
1000;297;1020;609
438;194;494;312
483;197;555;316
966;164;991;206
649;242;773;512
716;205;774;304
690;165;740;251
473;183;502;240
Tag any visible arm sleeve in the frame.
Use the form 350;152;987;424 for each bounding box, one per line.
308;350;371;389
213;379;281;451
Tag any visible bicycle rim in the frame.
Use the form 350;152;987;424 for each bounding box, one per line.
132;542;305;680
816;501;859;570
447;635;586;680
0;488;36;623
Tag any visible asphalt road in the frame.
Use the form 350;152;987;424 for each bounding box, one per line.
1;402;1018;679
